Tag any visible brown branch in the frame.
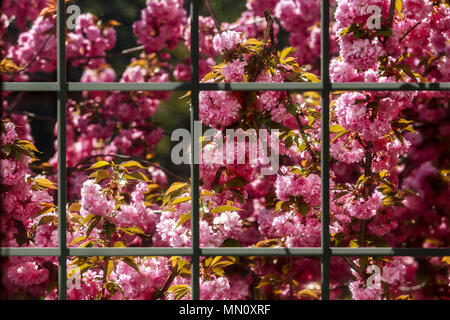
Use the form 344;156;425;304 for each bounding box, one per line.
344;257;360;273
387;0;396;29
7;110;57;122
9;25;56;80
204;0;222;34
6;92;25;112
248;11;275;82
67;45;144;63
262;10;274;47
264;10;276;54
152;266;180;300
359;139;373;247
286;93;318;163
399;21;421;43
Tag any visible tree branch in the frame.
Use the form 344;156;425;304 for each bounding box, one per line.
204;0;222;34
152;265;180;300
286;93;318;163
399;21;421;43
67;45;144;63
387;0;396;29
9;25;56;80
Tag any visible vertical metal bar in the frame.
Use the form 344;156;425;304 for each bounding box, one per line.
190;0;201;301
57;0;68;301
320;0;331;301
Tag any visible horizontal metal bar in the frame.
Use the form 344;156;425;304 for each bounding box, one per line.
200;248;323;256
3;82;450;92
331;248;450;256
0;248;59;256
2;247;448;257
68;82;193;91
2;82;59;91
199;82;323;91
331;82;450;91
68;247;194;256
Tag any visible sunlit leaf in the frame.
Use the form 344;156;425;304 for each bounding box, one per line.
35;178;57;190
210;205;243;215
121;160;147;170
89;161;110;170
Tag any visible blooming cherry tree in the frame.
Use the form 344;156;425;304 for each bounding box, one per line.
1;0;449;300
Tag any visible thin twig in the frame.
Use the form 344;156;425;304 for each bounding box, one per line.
6;92;25;112
9;25;56;80
67;45;144;63
204;0;222;34
399;21;421;43
262;10;274;46
387;0;396;29
7;110;57;122
264;10;276;54
286;93;317;163
152;266;180;300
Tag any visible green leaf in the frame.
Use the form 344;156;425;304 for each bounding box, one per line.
120;160;147;169
95;169;110;184
377;28;393;37
123;171;150;182
225;177;248;188
39;215;57;226
222;238;242;247
359;256;368;272
284;136;294;149
168;284;190;300
280;47;292;61
179;91;191;100
69;236;86;246
80;213;96;226
32;203;56;218
170;196;191;205
285;103;298;116
202;71;217;82
230;189;245;204
16;140;40;153
68;203;81;212
35;178;57;190
210;205;243;215
86;216;101;239
120;225;146;235
349;239;359;248
106;259;114;277
89;161;110;170
339;24;356;38
121;257;141;274
331;130;350;143
329;124;345;133
300;72;320;82
174;213;191;229
113;241;125;247
246;38;263;46
296;202;310;217
395;0;402;14
166;182;188;195
275;201;285;212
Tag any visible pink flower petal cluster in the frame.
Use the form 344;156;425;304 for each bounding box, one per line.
80;179;115;218
199;91;242;128
212;30;245;53
133;0;187;53
66;13;116;69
